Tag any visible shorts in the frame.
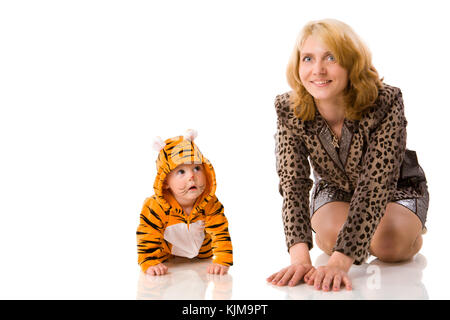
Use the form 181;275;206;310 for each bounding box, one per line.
309;183;429;230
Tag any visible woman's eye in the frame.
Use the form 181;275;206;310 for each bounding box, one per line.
302;56;311;62
327;55;336;61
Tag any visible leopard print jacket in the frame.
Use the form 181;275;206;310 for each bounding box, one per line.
275;84;425;265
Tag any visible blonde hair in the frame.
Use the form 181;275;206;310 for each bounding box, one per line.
286;19;383;120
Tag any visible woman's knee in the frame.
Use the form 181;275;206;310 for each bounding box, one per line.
315;233;335;255
312;202;349;255
370;228;423;262
370;203;423;262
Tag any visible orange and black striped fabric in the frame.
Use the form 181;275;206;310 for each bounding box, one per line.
137;134;233;272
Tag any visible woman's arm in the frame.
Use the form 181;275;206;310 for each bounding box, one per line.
289;242;312;265
267;94;315;286
274;94;314;252
333;87;407;265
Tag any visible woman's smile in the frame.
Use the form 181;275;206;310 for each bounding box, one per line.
311;79;332;87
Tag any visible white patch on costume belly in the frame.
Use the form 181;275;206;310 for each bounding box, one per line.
163;220;205;258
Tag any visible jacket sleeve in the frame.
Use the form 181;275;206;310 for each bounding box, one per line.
333;89;407;265
204;196;233;266
136;198;169;272
275;95;314;251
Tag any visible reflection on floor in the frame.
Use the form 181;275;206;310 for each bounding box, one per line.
136;254;428;300
137;257;233;300
271;253;428;300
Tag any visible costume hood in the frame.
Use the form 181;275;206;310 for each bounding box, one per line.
152;129;217;211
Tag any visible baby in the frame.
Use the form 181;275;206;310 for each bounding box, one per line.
137;130;233;276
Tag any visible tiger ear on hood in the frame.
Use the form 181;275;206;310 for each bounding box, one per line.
152;136;166;152
184;129;198;142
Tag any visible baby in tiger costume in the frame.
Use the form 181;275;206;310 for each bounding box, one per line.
137;129;233;276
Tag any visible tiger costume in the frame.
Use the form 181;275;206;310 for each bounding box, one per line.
136;130;233;273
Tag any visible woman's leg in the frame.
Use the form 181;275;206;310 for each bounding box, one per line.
311;201;349;256
311;201;423;262
369;202;423;262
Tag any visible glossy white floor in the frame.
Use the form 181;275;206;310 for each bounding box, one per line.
0;221;445;300
136;242;431;300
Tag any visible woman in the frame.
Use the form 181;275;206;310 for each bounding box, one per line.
267;19;429;292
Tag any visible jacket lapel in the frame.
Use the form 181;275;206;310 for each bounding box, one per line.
318;123;346;172
338;121;353;168
303;111;363;181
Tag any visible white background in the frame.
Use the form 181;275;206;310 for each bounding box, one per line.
0;0;449;299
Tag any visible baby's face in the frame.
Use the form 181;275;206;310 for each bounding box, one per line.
164;163;207;206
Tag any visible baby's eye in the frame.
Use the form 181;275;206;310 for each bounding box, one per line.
194;166;202;172
177;169;185;175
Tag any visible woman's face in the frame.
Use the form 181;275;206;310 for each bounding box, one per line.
299;36;349;105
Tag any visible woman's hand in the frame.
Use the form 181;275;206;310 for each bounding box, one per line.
304;251;353;291
267;242;314;286
145;263;168;276
207;263;229;275
304;265;352;291
267;263;315;287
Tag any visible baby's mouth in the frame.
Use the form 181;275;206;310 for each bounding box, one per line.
188;186;198;191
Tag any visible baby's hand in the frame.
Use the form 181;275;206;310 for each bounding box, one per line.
145;263;168;276
207;263;229;275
